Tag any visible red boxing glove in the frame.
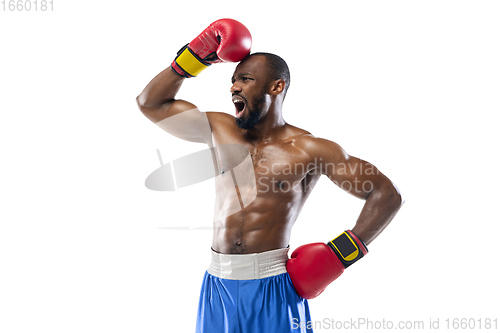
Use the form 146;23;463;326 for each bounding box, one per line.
286;230;368;299
171;18;252;78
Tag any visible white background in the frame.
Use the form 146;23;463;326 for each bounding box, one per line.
1;1;499;332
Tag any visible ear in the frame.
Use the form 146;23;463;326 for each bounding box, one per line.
269;79;286;97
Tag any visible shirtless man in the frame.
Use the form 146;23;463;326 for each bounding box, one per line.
136;19;403;333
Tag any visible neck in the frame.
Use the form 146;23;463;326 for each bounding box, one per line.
245;102;286;142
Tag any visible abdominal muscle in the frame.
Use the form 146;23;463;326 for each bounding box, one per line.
211;207;293;254
211;182;302;254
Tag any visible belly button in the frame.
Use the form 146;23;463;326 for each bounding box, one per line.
236;241;242;246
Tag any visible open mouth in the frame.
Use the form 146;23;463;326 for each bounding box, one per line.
232;95;246;118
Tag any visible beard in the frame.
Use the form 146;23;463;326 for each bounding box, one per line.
235;93;267;130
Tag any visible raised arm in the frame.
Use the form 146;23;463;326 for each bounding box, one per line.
136;67;213;144
136;19;252;144
136;67;196;122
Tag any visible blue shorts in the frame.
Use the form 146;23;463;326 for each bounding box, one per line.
195;248;313;333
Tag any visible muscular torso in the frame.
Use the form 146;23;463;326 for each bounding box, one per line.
209;113;322;254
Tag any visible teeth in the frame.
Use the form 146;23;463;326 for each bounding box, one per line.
232;95;244;104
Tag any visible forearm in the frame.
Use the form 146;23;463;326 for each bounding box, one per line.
136;67;184;109
351;183;403;245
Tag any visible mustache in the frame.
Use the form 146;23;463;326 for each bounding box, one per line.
232;93;247;102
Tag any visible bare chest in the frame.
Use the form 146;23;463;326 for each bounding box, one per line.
213;136;314;193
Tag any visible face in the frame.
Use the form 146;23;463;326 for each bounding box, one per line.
230;56;271;130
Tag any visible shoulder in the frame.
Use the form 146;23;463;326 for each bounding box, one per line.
292;131;348;162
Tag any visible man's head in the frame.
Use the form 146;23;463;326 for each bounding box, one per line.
231;53;290;130
250;52;291;98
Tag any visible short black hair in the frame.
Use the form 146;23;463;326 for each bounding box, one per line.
248;52;290;98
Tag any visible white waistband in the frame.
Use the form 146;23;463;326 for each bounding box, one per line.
208;247;289;280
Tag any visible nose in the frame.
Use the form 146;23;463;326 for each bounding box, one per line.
230;81;242;94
